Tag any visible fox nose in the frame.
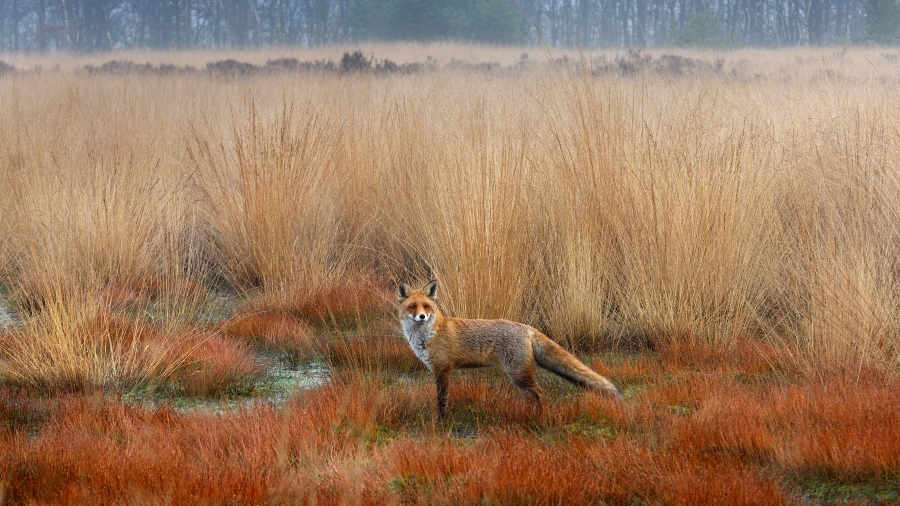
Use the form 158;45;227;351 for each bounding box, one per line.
416;313;427;321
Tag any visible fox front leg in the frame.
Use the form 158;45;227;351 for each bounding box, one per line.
435;368;451;419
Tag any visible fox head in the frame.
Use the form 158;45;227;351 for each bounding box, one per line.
398;280;439;323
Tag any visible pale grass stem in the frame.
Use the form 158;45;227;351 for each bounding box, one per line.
1;48;900;385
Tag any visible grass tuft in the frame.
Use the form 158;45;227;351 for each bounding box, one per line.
168;334;265;397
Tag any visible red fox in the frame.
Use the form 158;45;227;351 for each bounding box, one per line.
398;280;622;418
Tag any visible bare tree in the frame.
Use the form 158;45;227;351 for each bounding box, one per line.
0;0;869;52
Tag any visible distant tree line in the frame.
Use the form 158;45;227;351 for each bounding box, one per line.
0;0;897;52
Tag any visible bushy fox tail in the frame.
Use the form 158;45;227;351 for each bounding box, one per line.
532;333;623;399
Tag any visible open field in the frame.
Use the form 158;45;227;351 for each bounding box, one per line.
1;45;900;503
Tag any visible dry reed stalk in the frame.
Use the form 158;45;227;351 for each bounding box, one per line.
0;293;205;389
0;47;899;381
190;100;352;307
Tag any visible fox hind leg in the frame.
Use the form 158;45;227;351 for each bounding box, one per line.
511;367;545;408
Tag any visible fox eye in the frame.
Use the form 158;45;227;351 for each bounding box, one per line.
423;304;430;310
408;305;416;311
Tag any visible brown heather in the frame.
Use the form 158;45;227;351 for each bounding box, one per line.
5;353;898;504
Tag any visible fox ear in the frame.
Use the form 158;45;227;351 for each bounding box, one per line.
397;282;410;300
424;279;438;298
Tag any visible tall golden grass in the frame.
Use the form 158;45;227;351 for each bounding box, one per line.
2;46;900;385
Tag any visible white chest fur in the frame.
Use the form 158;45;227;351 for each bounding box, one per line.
401;318;435;371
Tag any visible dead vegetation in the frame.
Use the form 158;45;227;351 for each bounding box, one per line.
0;45;899;502
2;345;898;504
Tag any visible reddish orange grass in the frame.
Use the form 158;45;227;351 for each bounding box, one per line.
657;338;798;375
665;379;780;462
0;397;291;505
99;278;207;309
239;276;392;327
220;309;315;356
168;334;265;397
2;341;899;504
662;368;900;483
318;331;424;374
772;371;900;483
379;432;786;505
292;281;389;324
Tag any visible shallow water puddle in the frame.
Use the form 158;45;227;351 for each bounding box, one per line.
253;358;332;405
0;298;20;329
123;358;333;414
